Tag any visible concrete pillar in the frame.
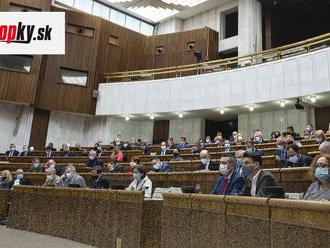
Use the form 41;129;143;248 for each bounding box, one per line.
238;0;262;56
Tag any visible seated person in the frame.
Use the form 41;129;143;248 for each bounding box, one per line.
152;158;170;172
239;152;277;197
205;136;213;145
46;159;65;176
223;140;231;152
245;140;262;155
286;134;302;147
58;164;86;188
229;131;238;143
275;136;287;165
271;131;281;140
253;130;264;144
11;169;33;187
284;144;311;168
0;170;13;190
30;158;44;172
47;142;57;151
198;150;219;171
121;141;131;151
211;156;245;195
235;133;245;146
128;157;141;174
108;160;124;173
303;127;314;140
110;146;124;162
315;130;326;144
171;149;184;161
286;126;300;140
234;150;245;173
62;144;73;157
191;141;205;154
167;137;176;149
44;146;55;157
43;167;60;187
90;167;109;189
304;154;330;201
142;141;150;155
5;144;19;157
86;150;104;168
160;141;172;155
19;145;30;156
127;164;152;198
176;137;189;149
319;141;330;155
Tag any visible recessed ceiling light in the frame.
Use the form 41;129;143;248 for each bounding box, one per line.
150;113;155;120
178;112;183;118
248;105;254;112
310;96;317;103
280;100;286;108
220;108;225;114
125;115;130;121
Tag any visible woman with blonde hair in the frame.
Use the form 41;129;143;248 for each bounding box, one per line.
315;130;326;144
0;170;13;190
304;154;330;201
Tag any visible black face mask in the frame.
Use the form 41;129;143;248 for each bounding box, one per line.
174;153;179;157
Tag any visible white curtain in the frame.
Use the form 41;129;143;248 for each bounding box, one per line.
0;102;34;152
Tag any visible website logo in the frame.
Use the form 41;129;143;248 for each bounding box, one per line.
0;12;65;54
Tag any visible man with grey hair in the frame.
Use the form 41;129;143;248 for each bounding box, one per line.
198;150;219;171
43;167;60;187
11;169;33;187
46;159;64;176
58;164;86;188
319;141;330;155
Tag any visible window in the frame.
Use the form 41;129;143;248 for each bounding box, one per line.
140;22;154;35
225;11;238;38
74;0;93;13
66;23;95;38
92;2;110;20
55;0;74;7
125;15;141;32
58;68;88;86
0;55;32;73
109;9;126;26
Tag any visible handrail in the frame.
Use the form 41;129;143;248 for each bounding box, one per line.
100;33;330;82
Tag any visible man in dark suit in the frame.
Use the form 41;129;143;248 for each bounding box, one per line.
11;169;33;187
211;156;245;195
167;137;176;149
45;146;55;157
151;158;170;172
90;167;109;189
284;144;311;168
5;144;20;157
86;150;104;168
239;152;278;197
19;145;30;156
198;150;219;171
160;141;172;156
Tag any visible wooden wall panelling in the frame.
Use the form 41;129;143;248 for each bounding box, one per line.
36;7;102;114
29;108;50;150
0;0;51;11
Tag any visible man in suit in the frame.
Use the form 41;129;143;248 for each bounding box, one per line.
284;144;311;168
176;137;189;149
245;140;263;156
85;150;104;168
90;167;109;189
198;150;219;171
167;137;176;149
239;152;278;197
11;169;33;187
19;145;30;156
160;141;172;156
45;146;54;157
152;158;170;172
211;156;245;195
62;145;74;157
46;159;65;177
5;144;20;157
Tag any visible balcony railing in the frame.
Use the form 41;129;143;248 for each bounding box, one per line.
99;33;330;83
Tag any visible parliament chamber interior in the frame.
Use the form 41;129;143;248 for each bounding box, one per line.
0;0;330;247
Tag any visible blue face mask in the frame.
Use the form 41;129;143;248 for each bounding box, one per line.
32;163;39;169
316;138;323;143
246;147;253;153
288;155;299;164
133;172;141;181
315;167;329;183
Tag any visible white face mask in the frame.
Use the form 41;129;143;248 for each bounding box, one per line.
161;145;166;150
130;162;136;168
201;158;208;165
89;155;95;160
219;163;228;176
65;172;72;179
47;175;54;180
153;163;161;170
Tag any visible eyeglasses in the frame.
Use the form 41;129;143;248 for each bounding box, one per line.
316;163;329;168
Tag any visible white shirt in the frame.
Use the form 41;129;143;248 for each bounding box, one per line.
251;169;262;196
13;179;20;186
127;175;152;198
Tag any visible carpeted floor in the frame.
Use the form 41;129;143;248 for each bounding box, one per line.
0;226;96;248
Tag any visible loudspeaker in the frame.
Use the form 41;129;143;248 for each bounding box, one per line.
92;90;99;99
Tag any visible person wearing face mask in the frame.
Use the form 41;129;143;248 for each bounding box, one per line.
62;144;74;157
128;157;140;174
235;134;245;145
171;149;184;161
121;141;131;151
11;169;33;187
142;141;150;155
19;145;30;157
211;156;245;195
160;141;172;156
5;144;19;157
245;141;262;156
284;144;311;168
205;136;213;145
239;152;277;197
43;167;60;187
30;158;44;173
46;159;65;177
303;127;313;141
167;137;176;149
224;140;231;153
286;126;300;140
58;164;86;188
314;130;326;145
275;136;288;165
253;131;264;144
198;150;219;171
229;131;238;143
108;160;124;173
151;158;170;172
86;150;104;168
176;137;189;149
304;155;330;201
127;164;152;198
0;170;13;190
234;150;245;173
90;167;109;189
285;134;302;147
110;146;124;162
